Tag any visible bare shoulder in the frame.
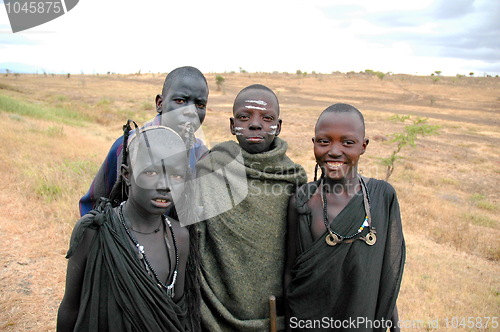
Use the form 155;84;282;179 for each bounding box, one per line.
170;219;190;252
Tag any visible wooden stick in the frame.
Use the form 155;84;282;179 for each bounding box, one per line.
269;295;277;332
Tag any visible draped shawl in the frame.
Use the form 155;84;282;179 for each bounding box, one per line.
287;179;405;332
196;138;307;331
67;200;192;331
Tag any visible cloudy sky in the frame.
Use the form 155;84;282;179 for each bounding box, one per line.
1;0;499;76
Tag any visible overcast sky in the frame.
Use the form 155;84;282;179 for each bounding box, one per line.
1;0;499;76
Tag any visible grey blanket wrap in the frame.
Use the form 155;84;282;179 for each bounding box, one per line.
195;138;307;331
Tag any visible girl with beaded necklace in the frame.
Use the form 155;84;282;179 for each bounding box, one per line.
58;125;199;332
284;103;405;331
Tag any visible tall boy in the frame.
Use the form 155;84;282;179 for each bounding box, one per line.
79;66;209;215
195;84;308;331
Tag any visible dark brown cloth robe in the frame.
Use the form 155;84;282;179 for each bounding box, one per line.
66;200;193;331
286;179;405;331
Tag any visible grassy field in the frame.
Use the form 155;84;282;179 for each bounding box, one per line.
0;72;499;331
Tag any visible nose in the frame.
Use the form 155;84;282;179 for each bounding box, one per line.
156;174;171;192
248;115;262;130
328;142;343;157
182;104;197;119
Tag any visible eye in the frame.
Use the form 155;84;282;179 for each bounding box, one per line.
237;114;249;120
263;115;274;121
343;140;355;146
145;171;158;177
173;98;186;104
170;174;184;181
316;139;330;145
196;102;206;109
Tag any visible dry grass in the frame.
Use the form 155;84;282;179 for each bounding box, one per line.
1;73;499;331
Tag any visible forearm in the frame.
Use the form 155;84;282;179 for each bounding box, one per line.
56;303;78;332
390;305;400;332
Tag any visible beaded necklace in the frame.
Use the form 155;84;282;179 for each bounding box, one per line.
321;175;377;246
119;203;179;298
130;218;162;234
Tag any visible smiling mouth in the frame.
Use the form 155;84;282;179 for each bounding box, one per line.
325;161;345;169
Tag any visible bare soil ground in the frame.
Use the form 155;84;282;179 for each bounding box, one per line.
1;72;499;331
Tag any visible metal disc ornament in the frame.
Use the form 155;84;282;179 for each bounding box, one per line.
365;232;377;246
325;232;341;246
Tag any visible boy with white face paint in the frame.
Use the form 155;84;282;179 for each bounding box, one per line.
230;85;282;154
195;84;307;331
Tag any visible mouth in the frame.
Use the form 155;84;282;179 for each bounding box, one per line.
325;161;346;169
245;136;264;143
178;122;195;132
152;198;172;209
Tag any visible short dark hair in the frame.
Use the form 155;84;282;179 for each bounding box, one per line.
233;84;280;115
317;103;365;135
162;66;207;96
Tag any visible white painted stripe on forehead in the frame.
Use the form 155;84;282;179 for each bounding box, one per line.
245;100;267;106
245;105;266;110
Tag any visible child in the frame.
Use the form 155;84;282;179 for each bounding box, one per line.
58;126;199;331
79;66;209;216
284;103;405;331
195;84;308;331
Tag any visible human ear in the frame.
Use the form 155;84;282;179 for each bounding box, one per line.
360;138;369;155
155;95;163;113
121;164;131;186
229;117;236;135
275;119;282;136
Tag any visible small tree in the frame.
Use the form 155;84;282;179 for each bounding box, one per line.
215;75;225;93
469;72;474;77
380;115;440;180
435;70;442;76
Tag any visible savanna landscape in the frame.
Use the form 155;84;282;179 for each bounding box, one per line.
0;71;499;331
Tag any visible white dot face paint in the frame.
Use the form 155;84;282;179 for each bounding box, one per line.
245;105;266;110
233;126;244;136
266;125;278;135
244;100;268;111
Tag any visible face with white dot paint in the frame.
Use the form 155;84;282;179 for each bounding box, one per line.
230;88;281;154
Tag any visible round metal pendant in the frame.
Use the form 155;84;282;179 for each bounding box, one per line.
365;232;377;246
325;232;341;246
